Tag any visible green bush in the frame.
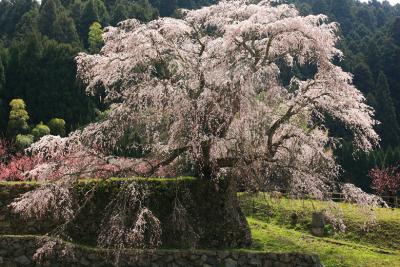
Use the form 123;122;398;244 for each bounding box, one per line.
31;122;51;141
15;134;34;150
88;22;104;54
48;118;66;137
7;99;29;138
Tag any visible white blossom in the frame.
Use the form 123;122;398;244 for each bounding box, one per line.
30;0;378;196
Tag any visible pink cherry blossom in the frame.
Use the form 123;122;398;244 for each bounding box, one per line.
29;0;379;196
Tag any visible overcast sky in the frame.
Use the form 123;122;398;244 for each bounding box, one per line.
359;0;400;4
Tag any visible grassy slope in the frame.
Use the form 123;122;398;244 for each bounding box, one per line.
239;193;400;267
2;180;399;266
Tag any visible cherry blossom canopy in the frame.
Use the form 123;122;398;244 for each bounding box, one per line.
30;0;379;197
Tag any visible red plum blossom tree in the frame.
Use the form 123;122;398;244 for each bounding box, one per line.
370;167;400;196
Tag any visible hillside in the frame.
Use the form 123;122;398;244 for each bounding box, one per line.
239;193;400;267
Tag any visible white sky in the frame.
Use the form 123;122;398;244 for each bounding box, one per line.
359;0;400;4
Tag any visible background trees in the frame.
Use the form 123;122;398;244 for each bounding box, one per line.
369;72;400;147
289;0;400;191
32;122;51;141
5;98;65;150
48;118;66;136
7;99;29;138
0;57;4;91
88;22;103;53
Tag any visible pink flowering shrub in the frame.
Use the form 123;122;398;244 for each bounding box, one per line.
0;139;40;181
369;167;400;196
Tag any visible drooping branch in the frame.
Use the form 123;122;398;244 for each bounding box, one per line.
267;106;295;159
261;35;275;66
144;146;188;177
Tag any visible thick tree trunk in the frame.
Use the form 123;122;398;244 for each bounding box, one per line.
191;175;252;248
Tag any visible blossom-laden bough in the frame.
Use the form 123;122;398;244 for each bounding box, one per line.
9;0;380;260
72;0;378;197
97;182;162;249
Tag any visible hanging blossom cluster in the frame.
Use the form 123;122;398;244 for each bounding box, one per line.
316;183;386;234
28;0;378;197
97;183;161;249
9;182;75;222
341;183;387;207
25;134;180;181
32;237;77;265
170;197;199;248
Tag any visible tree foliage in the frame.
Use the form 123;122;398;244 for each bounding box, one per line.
88;21;103;53
27;1;378;199
32;122;51;141
7;99;29;138
370;72;400;147
48;118;66;137
0;56;5;117
15;134;34;150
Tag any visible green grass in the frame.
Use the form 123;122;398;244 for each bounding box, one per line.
1;180;398;266
0;180;39;186
247;217;399;267
239;193;400;267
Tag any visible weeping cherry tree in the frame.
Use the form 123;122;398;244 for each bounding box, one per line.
12;0;379;250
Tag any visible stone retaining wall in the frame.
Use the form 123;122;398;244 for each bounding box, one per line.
0;235;322;267
0;178;251;248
